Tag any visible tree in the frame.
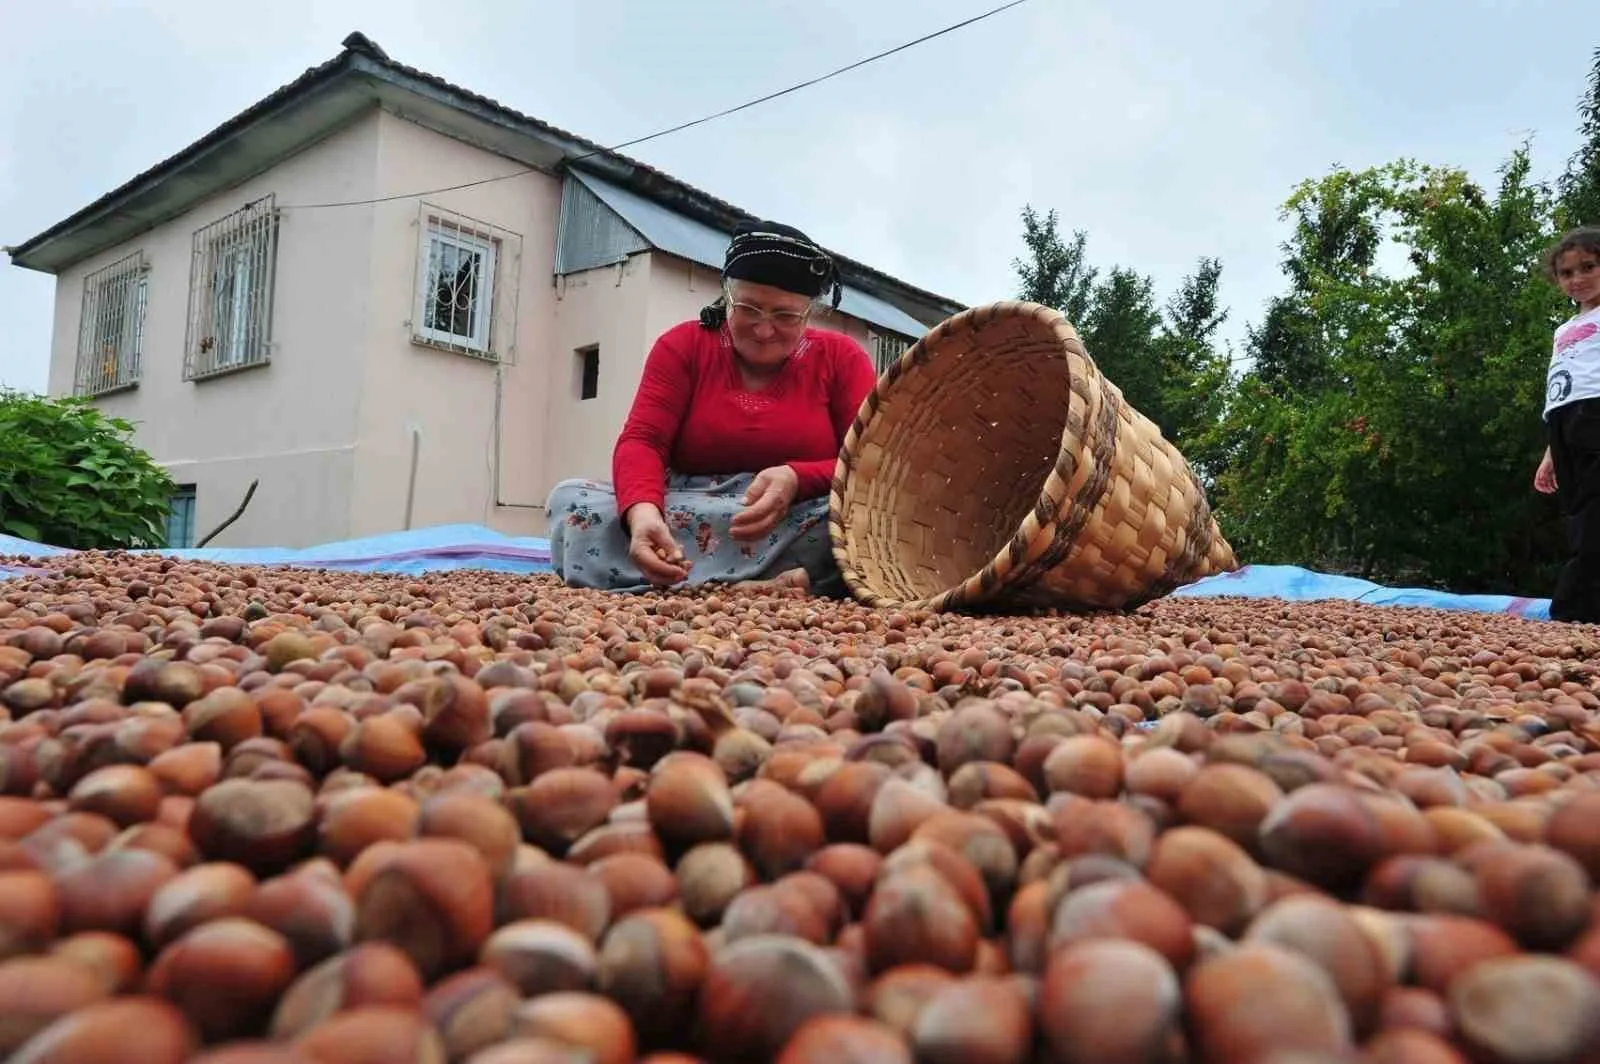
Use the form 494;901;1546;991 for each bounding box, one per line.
1204;150;1569;591
1012;206;1096;323
1010;211;1233;457
1081;266;1164;422
0;390;175;549
1559;46;1600;226
1156;257;1235;480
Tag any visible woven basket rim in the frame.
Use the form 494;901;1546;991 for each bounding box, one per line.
828;299;1101;612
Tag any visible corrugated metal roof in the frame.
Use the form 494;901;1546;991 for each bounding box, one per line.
555;173;649;273
569;169;928;340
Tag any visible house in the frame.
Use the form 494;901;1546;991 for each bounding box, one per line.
6;32;964;550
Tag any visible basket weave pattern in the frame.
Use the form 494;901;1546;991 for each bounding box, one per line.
828;301;1237;613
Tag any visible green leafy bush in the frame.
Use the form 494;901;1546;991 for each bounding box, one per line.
0;389;175;549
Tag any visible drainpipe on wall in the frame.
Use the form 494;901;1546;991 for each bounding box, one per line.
403;426;421;531
493;361;545;512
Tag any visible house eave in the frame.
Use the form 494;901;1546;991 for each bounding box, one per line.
8;61;371;275
7;33;967;326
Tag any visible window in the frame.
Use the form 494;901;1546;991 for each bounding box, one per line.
868;329;914;374
185;196;279;380
576;345;599;400
165;485;197;549
74;252;149;396
409;204;522;364
415;216;499;356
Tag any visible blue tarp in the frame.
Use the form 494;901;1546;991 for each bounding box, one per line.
0;527;1554;619
0;523;553;580
1169;563;1551;621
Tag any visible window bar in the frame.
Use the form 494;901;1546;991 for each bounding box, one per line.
186;196;276;379
75;252;147;396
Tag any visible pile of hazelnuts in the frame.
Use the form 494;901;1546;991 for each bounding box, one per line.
1;551;1600;1063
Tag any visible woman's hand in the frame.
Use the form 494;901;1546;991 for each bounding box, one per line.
1535;447;1558;494
730;465;800;542
625;504;691;585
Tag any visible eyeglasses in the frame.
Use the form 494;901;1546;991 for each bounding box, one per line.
727;300;811;329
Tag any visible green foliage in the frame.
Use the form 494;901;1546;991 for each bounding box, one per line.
0;389;176;549
1012;45;1600;596
1013;206;1097;323
1199;150;1570;592
1559;46;1600;226
1011;210;1236;473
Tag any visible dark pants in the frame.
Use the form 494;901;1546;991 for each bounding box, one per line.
1548;398;1600;622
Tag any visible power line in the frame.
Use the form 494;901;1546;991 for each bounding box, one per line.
279;0;1032;211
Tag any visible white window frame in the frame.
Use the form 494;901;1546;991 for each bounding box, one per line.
414;218;498;356
868;329;914;374
184;195;279;381
74;251;149;396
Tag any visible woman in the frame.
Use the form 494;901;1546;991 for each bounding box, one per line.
546;220;880;596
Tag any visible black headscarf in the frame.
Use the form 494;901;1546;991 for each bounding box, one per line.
699;220;843;328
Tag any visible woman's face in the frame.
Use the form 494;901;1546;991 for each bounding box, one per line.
725;281;813;366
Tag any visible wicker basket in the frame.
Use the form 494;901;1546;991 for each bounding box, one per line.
827;300;1238;613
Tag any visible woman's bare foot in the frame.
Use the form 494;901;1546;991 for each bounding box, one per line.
731;568;812;594
773;568;811;591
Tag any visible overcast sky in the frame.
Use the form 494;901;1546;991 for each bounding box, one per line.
1;0;1594;394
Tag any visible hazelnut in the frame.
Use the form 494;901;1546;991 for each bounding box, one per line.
0;869;58;960
481;919;598;997
1049;878;1196;972
188;778;316;876
646;753;736;850
1183;943;1355;1062
866;964;958;1039
144;861;257;949
586;853;679;920
0;955;111;1055
293;1005;448;1064
776;1015;912;1063
676;842;756;926
54;847;178;937
595;907;708;1049
506;767;617;856
317;788;420;867
351;838;494;980
496;859;612;942
418;792;520;881
1039;939;1183;1064
244;861;355;968
695;935;855;1063
269;941;425;1039
7;995;198;1064
66;764;164;828
863;865;978;974
1448;955;1600;1064
1241;894;1390;1037
144;917;297;1043
511;992;638;1064
422;966;519;1062
909;973;1033;1064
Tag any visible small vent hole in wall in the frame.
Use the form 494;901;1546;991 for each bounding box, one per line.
576;345;599;400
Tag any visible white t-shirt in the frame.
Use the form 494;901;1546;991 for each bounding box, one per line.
1544;305;1600;419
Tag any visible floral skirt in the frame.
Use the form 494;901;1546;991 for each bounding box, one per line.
545;473;844;595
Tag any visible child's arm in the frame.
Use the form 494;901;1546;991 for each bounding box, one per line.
1536;446;1558;494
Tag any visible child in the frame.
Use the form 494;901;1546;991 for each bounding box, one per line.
1534;226;1600;622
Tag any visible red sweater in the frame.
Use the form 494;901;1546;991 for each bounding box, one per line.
612;320;878;518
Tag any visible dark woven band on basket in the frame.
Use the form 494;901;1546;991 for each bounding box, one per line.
993;379;1125;599
827;300;1237;613
1147;466;1220;600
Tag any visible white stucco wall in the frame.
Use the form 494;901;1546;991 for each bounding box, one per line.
40;106;901;549
347;109;560;540
44;109;383;549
